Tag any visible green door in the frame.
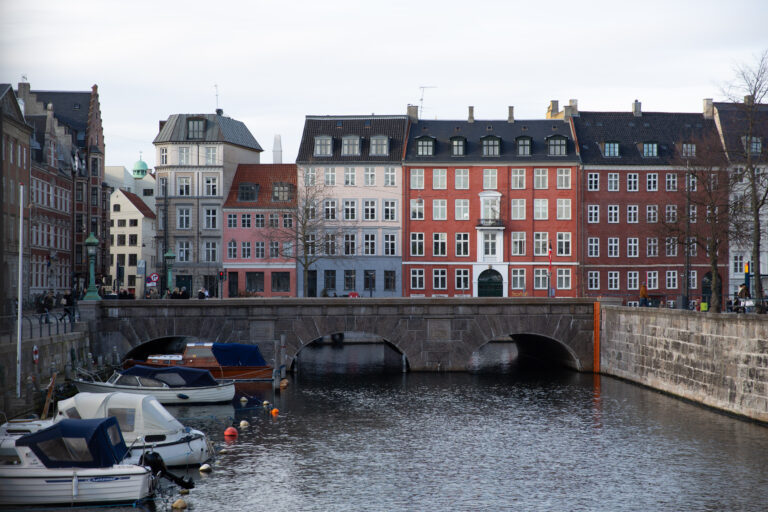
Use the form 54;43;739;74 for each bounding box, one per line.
478;269;503;297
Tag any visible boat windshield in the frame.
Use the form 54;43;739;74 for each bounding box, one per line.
115;375;140;387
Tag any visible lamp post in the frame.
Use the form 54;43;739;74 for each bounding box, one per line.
83;232;101;300
681;161;691;310
164;249;176;292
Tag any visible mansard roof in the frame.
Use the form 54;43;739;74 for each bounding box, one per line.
29;90;92;133
296;115;409;164
223;164;297;209
713;101;768;164
572;111;718;165
153;112;263;151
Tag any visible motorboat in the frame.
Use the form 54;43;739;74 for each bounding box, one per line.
0;417;153;506
74;365;235;404
123;338;273;382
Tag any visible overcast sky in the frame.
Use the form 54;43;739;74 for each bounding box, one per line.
2;0;766;170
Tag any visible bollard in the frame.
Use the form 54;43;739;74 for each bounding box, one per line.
87;352;94;371
112;346;119;366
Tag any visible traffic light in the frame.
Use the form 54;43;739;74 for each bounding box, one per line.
218;270;225;280
744;262;750;273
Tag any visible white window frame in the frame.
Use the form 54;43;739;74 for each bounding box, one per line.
510;268;525;290
455;169;469;189
587;173;599;191
557;168;571;189
534;168;548;189
455;199;469;221
587;237;599;257
433;169;447;189
510;199;526;220
607;173;619;191
455;233;470;257
410;168;424;189
433;199;447;221
588;271;600;290
510;232;525;256
534;198;548;220
510;169;525;189
483;169;497;189
588;204;599;223
557;199;571;220
410;199;424;220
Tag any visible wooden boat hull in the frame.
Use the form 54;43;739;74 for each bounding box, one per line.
74;380;235;404
124;359;272;381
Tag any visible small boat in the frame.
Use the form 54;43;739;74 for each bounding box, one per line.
74;365;235;404
0;417;153;506
124;338;273;382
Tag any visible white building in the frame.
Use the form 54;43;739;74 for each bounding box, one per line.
108;188;156;296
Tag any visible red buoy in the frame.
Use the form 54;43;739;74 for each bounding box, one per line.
224;426;238;438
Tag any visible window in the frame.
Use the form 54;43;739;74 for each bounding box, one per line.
481;196;500;220
433;199;447;220
533;232;548;256
433;233;447;256
324;168;336;186
204;242;217;262
370;136;389;156
627;271;639;290
689;205;697;223
682;143;696;158
482;137;500;157
160;148;167;165
324;270;336;291
646;173;658;192
314;136;332;156
384;167;396;187
383;200;397;221
608;173;619;191
410;199;424;220
608;237;619;257
607;205;619;223
129;219;138;227
510;232;525;256
343;199;357;220
178;177;190;196
604;142;619;157
509;268;524;290
666;205;677;223
268;241;279;258
455;233;470;256
271;272;290;292
687;174;697;192
129;234;138;246
643;142;658;157
666;237;678;257
687;237;697;257
254;214;265;227
588;271;600;290
324;200;337;220
384;233;397;256
627;173;638;192
557;168;571;189
452;138;465;156
204;147;217;165
587;173;599;191
688;270;697;290
510;199;525;220
647;271;658;290
204;208;217;229
557;232;571;256
509;169;525;190
454;199;469;220
187;119;204;139
304;168;316;187
364;200;377;220
549;137;567;156
647;205;658;223
517;137;531;156
178;147;190;165
745;136;762;154
241;241;251;259
364;167;375;186
433;169;447;189
411;269;425;290
456;269;470;290
283;214;293;228
177;241;191;262
557;199;571;220
411;233;424;256
410;169;424;189
344;233;357;255
666;270;678;289
733;254;745;274
238;183;257;201
627;237;638;257
227;240;237;258
177;208;190;229
269;213;279;227
417;138;434;156
483;169;497;189
534;168;548;189
534;199;548;220
608;271;619;290
254;242;264;258
534;269;548;290
384;270;396;291
117;254;125;266
430;269;446;290
627;205;638;223
364;233;377;255
117;234;126;246
557;268;571;289
239;214;250;228
113;203;121;212
588;205;599;223
666;173;678;191
483;233;497;256
647;237;658;257
324;234;336;255
245;272;264;293
344;270;356;291
272;183;292;201
344;167;356;186
364;270;376;291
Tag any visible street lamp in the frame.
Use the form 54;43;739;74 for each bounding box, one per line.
164;249;176;292
83;232;101;300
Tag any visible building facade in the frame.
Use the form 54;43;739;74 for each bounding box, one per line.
153;109;262;297
108;188;156;297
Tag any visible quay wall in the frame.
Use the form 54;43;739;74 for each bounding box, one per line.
601;306;768;423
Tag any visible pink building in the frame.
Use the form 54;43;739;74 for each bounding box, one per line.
222;164;297;297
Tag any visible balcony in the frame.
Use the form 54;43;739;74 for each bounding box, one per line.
477;218;504;228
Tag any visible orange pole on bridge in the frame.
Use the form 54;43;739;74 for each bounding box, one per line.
593;302;601;373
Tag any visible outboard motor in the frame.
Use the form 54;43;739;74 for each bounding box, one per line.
140;452;195;489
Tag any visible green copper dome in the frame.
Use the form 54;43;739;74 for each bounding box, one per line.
132;156;149;178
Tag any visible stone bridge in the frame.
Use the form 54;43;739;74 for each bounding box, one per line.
80;298;620;372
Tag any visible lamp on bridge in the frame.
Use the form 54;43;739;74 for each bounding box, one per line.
83;232;101;301
164;249;176;292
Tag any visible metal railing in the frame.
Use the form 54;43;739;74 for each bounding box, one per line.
0;308;79;344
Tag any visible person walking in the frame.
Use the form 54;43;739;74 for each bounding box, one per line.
737;284;750;313
639;282;649;307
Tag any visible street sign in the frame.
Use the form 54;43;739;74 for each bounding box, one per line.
137;260;146;276
145;276;157;287
149;272;159;283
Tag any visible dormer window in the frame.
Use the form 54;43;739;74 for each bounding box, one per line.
643;142;658;157
314;136;332;157
341;136;361;156
451;137;466;156
682;143;696;158
187;118;205;139
272;182;293;201
604;142;620;157
547;136;567;156
743;136;762;154
416;137;434;156
370;135;389;156
516;137;531;156
482;136;500;157
238;182;258;201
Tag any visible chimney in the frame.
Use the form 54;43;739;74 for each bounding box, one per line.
547;100;559;119
159;120;166;132
563;105;573;118
468;106;474;123
569;99;579;116
703;98;714;119
407;104;418;123
16;81;30;99
632;99;642;117
273;134;283;164
744;95;754;106
216;108;224;116
507;106;514;123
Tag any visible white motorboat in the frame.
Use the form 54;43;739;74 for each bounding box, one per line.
74;365;235;404
0;417;153;506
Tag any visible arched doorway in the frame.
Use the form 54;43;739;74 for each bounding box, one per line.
478;269;503;297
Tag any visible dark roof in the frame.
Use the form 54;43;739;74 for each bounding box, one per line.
296;115;409;163
572;111;718;165
29;90;92;133
223;164;297;209
153;112;262;151
403;119;578;163
120;188;156;219
713;102;768;164
0;84;30;128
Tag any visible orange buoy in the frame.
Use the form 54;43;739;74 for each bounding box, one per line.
224;426;238;438
270;408;279;417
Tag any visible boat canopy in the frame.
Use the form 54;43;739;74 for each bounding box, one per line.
211;343;267;366
57;392;184;441
121;365;219;387
15;417;128;468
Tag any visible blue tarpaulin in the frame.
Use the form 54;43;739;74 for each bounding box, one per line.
122;365;219;387
211;343;267;366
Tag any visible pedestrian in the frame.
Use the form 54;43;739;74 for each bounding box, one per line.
198;288;206;300
639;282;649;307
204;287;209;298
180;286;189;299
737;283;750;313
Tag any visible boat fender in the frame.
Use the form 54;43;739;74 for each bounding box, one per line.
262;400;270;408
239;396;248;403
141;452;195;489
224;426;238;438
172;498;188;509
271;408;279;417
177;393;190;400
280;378;289;389
199;463;213;473
239;420;249;428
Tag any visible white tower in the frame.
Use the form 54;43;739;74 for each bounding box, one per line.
273;134;282;164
